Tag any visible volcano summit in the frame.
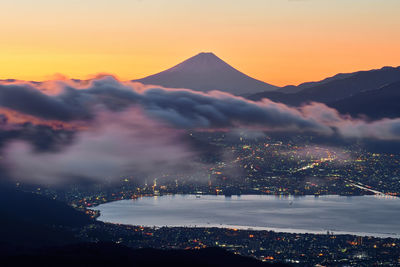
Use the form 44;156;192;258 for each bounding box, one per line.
134;52;278;95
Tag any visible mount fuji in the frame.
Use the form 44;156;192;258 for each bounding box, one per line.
134;52;278;95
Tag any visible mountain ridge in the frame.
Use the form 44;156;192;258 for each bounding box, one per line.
248;65;400;106
329;80;400;119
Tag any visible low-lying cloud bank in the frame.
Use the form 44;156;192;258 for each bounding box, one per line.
0;76;400;184
4;111;200;185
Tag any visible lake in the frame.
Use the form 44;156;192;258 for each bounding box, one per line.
91;194;400;238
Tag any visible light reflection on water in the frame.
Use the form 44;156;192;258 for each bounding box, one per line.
92;194;400;238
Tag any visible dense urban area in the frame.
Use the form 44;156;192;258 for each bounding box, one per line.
18;132;400;266
77;224;400;266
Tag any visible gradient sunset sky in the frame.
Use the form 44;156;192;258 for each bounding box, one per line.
1;0;400;86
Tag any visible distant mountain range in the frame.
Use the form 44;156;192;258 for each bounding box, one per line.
247;66;400;119
278;72;358;94
330;80;400;119
134;52;278;95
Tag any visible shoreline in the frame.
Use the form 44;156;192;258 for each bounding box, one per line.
97;222;400;239
83;190;398;209
89;194;400;239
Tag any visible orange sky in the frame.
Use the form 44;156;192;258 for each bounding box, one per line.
0;0;400;86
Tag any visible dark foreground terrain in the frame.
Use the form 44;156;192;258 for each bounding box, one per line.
0;186;286;267
0;243;287;267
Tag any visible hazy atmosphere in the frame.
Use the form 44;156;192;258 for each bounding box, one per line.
1;1;400;266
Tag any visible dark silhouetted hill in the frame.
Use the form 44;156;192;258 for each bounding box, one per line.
0;186;92;249
0;186;92;228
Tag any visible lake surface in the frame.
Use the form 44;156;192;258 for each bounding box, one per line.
92;194;400;238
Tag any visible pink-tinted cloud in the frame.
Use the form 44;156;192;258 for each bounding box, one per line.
3;110;202;185
0;76;399;184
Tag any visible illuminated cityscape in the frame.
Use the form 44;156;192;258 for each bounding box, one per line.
16;132;400;266
1;1;400;265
